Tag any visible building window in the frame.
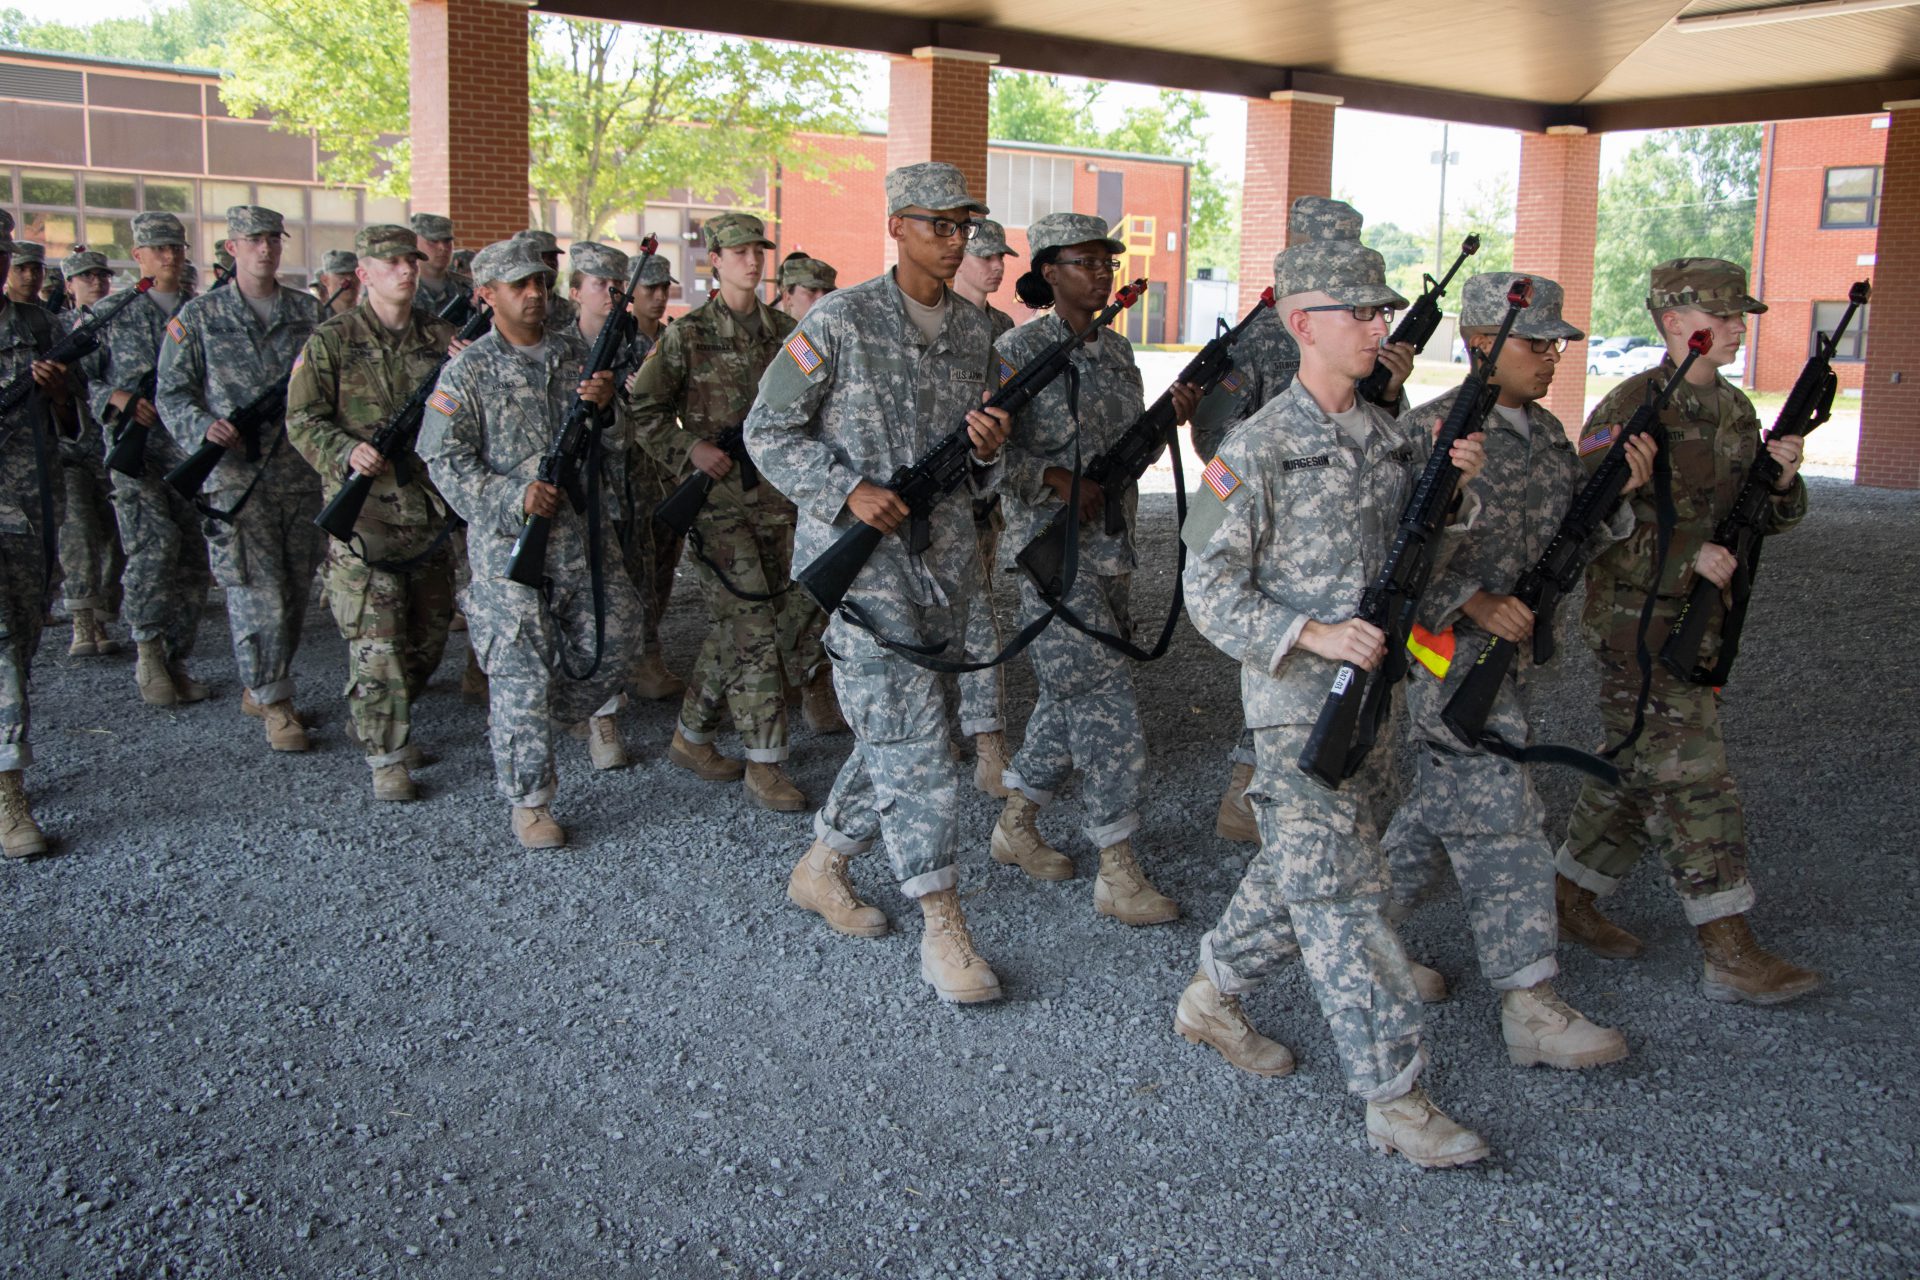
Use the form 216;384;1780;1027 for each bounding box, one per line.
1821;166;1881;228
1810;300;1870;362
987;152;1076;229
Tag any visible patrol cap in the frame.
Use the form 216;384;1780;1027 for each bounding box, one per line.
1460;271;1583;341
62;248;112;278
133;211;189;248
886;161;988;216
0;209;13;253
512;228;561;256
410;213;455;242
317;249;359;276
1273;240;1408;309
355;224;423;262
1289;196;1364;244
636;253;676;286
701;212;775;252
226;205;286;238
10;241;45;266
966;218;1019;259
470;238;552;286
1647;257;1766;316
568;240;630;281
778;255;836;291
1027;212;1124;259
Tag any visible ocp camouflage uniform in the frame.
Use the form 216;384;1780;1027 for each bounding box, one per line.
625;272;797;764
52;306;124;619
419;321;641;807
615;318;685;662
745;268;998;895
285;292;458;768
409;213;467;318
0;287;64;775
155;219;326;710
995;307;1150;847
955;298;1019;737
1557;356;1805;923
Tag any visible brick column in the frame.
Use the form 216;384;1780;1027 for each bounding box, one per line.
1237;90;1339;292
1512;125;1602;432
887;48;994;201
1858;101;1920;489
409;0;529;249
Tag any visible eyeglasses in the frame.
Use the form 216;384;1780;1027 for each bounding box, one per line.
1524;338;1571;355
897;214;980;240
1298;303;1397;324
1054;257;1122;274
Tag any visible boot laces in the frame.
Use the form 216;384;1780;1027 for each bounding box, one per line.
1527;983;1579;1025
930;896;984;967
592;717;618;746
815;850;861;910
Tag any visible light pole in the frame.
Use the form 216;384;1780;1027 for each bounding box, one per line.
1431;123;1460;278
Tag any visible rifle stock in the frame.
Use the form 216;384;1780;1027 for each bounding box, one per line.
1355;235;1479;409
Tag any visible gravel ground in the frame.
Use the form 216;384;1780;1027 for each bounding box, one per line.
4;477;1917;1279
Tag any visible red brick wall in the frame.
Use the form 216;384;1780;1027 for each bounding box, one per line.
1751;115;1885;395
1858;106;1918;490
885;53;991;205
1512;129;1601;431
1237;93;1336;292
408;0;529;249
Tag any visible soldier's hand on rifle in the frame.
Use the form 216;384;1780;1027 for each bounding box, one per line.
1043;466;1104;523
1462;590;1535;644
1299;618;1388;671
965;401;1011;463
30;359;69;407
1376;341;1416;399
348;442;389;478
691;439;734;481
207;418;240;449
578;370;615;410
447;336;475;358
1766;434;1804;491
1168;381;1201;426
1446;431;1486;484
523;480;561;519
1693;542;1737;590
132;398;159;427
1621;433;1657;492
847;479;909;534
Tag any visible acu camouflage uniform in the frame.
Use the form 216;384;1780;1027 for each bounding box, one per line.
1559;331;1805;924
155;208;326;708
418;255;641;807
954;287;1019;738
624;218;797;764
618;315;685;663
52;299;125;618
286;264;458;768
745;265;1000;896
0;267;65;774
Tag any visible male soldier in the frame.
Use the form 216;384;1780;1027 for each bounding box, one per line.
410;214;465;315
746;162;1012;1003
41;266;68;312
0;210;78;857
948;218;1020;795
776;253;836;321
419;238;641;849
621;251;687;702
156;204;327;752
50;248;126;657
1192;197;1417;845
1173;234;1492;1168
5;241;46;312
1380;272;1649;1068
85;212;212;706
285;225;459;801
625;212;807;811
315;250;360;314
1555;258;1819;1005
511;231;576;330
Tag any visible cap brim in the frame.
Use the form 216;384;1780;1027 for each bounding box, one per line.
1513;318;1585;341
136;237;188;248
488;263;553;284
1326;282;1410;309
368;249;426;262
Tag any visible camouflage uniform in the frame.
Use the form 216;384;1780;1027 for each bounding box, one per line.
53;297;125;618
418;240;641;807
624;214;797;764
409;214;469;318
617;303;685;664
1381;273;1633;987
285;225;458;768
82;214;209;668
1558;264;1804;925
745;237;998;895
155;206;327;709
770;253;839;692
315;250;359;314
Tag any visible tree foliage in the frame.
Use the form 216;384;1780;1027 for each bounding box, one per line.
1361;174;1512;304
0;0;244;66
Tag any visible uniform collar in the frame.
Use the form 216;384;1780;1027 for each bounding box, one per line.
883;268;966;356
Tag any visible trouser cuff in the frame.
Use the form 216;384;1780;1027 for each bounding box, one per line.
1555;843;1620;896
900;864;959;899
1680;881;1756;925
1358;1044;1428;1104
366;747;409;769
744;745;789;764
676;721;716;745
959;717;1003;738
592;693;625;719
65;593;110;611
1001;767;1054;807
1491;954;1559;992
1086;811;1141;850
0;745;30;772
1199;932;1256;997
250;677;295;706
507;783;556;809
812;811;873;857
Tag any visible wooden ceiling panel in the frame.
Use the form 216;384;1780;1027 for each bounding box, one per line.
1582;7;1920;102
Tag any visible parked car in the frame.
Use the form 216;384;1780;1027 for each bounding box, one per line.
1588;336;1658;377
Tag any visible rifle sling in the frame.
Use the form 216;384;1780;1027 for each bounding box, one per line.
27;395;60;593
196;422;285;526
684;523;790;603
543;425;607;682
1462;724;1621;787
347;512;464;575
1601;424;1674;760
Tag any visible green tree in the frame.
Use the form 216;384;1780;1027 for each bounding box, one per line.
1592;125;1760;338
988;72;1099;147
0;0;244;66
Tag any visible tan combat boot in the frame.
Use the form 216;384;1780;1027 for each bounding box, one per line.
1094;841;1179;925
1697;915;1822;1005
1175;971;1294;1076
371;763;417;803
0;770;49;859
134;640;177;707
917;888;1001;1004
631;650;686;701
1502;981;1628;1068
990;793;1073;881
461;649;489;705
744;762;807;813
800;673;847;735
261;700;310;752
787;840;888;937
1555;874;1643;960
512;805;565;849
240;688;264;718
1365;1087;1490;1169
972;732;1012;799
583;715;630;771
668;727;745;781
1409;961;1448;1004
68;609;118;657
1214;762;1258;843
168;661;210;704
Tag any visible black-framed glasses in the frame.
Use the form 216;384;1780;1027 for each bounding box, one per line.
1298;303;1397;324
1054;257;1122;274
1525;337;1571;355
897;213;980;240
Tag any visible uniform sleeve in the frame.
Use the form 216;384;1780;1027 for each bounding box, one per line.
1180;455;1309;674
155;310;215;449
744;315;862;525
1763;472;1808;534
418;357;523;538
283;329;354;487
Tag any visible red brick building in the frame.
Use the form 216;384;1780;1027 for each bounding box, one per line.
1750;113;1885;394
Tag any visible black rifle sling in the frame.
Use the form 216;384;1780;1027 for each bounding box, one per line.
28;395;60;592
197;424;284;525
546;419;608;682
348;514;464;575
681;451;790;602
1602;419;1676;760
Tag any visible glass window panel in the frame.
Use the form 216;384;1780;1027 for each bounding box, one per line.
199;223;225;269
22;212;78;256
277;226;305;272
202;181;250;215
614;211;641;239
1824;199;1871;226
144;179;192;214
1053;159;1074;216
1810;301;1869;362
311;188;357;222
1825;167;1875;198
21;169;76;206
85;176;137;209
254;185;303;220
309;224;356;258
364;194;406;224
85;215;136;259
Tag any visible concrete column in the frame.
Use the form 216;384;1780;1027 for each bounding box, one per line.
1237;90;1339;292
1512;125;1602;432
409;0;530;249
886;48;995;201
1858;101;1920;489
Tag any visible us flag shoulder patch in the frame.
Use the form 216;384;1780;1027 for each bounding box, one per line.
290;351;305;375
165;316;187;343
1203;455;1241;502
427;388;459;416
784;331;822;376
997;357;1016;388
1578;423;1619;457
1220;369;1244;393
